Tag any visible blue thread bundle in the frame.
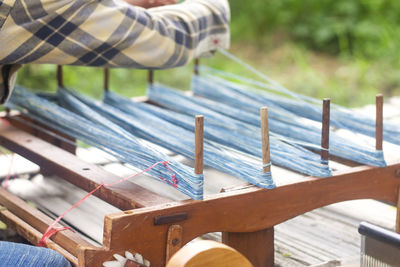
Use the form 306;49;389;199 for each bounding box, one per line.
147;82;385;167
57;88;275;189
216;49;397;147
105;90;332;177
7;86;204;200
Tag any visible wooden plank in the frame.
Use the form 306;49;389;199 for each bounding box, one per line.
222;228;274;267
0;123;172;209
166;225;183;262
7;115;76;154
0;208;78;266
81;161;400;266
0;187;92;257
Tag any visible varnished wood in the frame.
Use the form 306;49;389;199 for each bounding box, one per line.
222;229;273;267
0;123;172;209
261;107;271;173
7;115;76;154
166;240;253;267
0;187;91;258
104;68;110;92
376;94;383;150
154;212;188;225
0;208;78;266
194;59;199;75
79;160;400;266
57;65;64;88
166;225;183;262
194;115;204;175
321;98;330;161
148;70;154;85
396;185;400;233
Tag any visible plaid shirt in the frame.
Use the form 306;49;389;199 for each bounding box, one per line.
0;0;230;104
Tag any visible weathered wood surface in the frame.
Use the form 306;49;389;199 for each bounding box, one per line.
0;123;172;209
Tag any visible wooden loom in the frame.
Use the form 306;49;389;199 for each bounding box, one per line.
0;65;400;267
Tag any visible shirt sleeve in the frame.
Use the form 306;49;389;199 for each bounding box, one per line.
0;0;230;69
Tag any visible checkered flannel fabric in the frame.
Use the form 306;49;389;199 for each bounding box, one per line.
0;0;230;104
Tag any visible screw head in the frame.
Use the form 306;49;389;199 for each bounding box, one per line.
172;238;179;246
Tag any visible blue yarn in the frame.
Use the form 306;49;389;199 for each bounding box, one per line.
215;49;399;146
57;88;275;189
104;90;332;177
7;86;204;200
191;74;386;167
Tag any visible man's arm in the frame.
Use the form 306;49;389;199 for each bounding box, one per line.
0;0;230;68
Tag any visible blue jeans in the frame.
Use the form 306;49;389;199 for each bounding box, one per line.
0;241;71;267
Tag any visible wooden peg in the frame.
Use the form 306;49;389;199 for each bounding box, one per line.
194;58;199;75
57;65;64;88
104;68;110;92
321;98;330;162
396;185;400;233
194;115;204;175
166;225;183;262
376;94;383;150
148;70;154;86
260;107;271;173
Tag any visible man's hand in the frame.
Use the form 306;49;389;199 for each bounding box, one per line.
124;0;178;9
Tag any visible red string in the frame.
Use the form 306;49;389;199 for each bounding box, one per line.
37;161;177;247
0;117;10;126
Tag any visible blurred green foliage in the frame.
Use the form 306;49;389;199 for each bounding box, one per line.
231;0;400;63
15;0;400;107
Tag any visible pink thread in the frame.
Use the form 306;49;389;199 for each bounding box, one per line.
0;118;10;126
38;161;177;247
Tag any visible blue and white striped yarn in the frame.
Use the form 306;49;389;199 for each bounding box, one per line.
58;88;275;189
106;89;332;177
215;49;399;146
7;86;204;200
191;74;386;167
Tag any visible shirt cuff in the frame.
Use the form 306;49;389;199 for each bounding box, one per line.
0;64;22;105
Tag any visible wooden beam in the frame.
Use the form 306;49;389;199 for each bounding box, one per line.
91;161;400;267
222;228;274;267
0;123;172;209
0;187;91;258
0;208;78;266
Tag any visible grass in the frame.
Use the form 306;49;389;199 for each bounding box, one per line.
16;42;400;108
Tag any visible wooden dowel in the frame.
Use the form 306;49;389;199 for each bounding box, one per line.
321;98;330;162
57;65;64;88
194;59;199;75
260;107;271;173
376;94;383;150
194;115;204;175
148;70;154;85
104;68;110;92
396;185;400;233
